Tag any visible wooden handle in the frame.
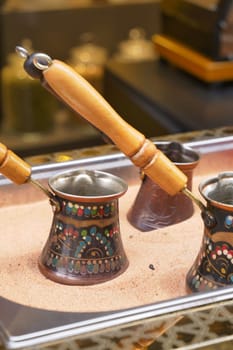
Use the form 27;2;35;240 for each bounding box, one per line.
0;143;31;184
43;60;187;195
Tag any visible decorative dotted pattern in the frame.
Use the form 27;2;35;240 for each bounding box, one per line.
187;233;233;292
60;200;116;220
40;198;127;279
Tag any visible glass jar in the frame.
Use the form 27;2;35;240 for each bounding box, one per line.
1;42;58;134
68;33;108;93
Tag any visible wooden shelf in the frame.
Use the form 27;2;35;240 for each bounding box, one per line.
153;34;233;83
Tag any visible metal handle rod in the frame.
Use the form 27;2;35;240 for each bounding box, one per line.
182;187;205;212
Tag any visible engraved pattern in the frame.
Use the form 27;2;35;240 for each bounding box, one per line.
40;198;128;283
187;205;233;292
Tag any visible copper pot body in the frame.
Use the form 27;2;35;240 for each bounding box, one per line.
187;172;233;292
39;169;128;285
127;142;200;231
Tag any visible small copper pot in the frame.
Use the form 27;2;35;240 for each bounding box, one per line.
187;172;233;292
127;142;200;231
39;169;129;285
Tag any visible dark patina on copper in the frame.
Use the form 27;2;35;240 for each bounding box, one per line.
127;142;200;231
39;169;129;285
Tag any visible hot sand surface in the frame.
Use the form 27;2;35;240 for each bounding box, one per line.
0;173;207;314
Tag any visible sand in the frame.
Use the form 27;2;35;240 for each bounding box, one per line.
0;176;205;313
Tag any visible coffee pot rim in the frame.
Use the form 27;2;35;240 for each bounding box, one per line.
199;171;233;209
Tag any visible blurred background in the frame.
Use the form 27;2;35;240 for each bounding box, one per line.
0;0;161;156
1;0;233;156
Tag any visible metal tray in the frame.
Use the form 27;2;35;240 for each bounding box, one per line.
1;136;233;350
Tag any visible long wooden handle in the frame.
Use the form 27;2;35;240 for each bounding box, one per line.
0;143;31;184
43;60;187;195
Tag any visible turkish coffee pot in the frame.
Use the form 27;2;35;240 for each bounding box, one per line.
0;46;232;291
0;142;129;285
187;172;233;292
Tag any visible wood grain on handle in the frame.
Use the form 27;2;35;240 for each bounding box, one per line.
43;60;187;195
0;143;31;184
